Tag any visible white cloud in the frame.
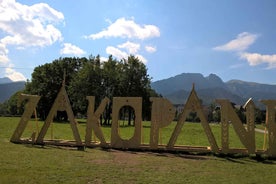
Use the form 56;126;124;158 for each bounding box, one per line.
0;55;9;64
135;54;147;64
106;46;128;59
60;43;86;55
100;56;109;63
240;52;276;68
105;46;147;64
213;32;258;52
85;17;159;65
0;0;63;81
0;42;9;64
0;0;64;48
118;41;140;54
229;63;245;69
85;17;160;40
213;32;276;69
5;67;26;81
145;45;156;53
29;2;64;22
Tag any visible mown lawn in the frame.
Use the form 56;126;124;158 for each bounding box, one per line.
0;117;276;184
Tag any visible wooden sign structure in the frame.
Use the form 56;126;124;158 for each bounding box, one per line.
9;83;276;157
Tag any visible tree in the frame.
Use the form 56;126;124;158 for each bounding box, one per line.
0;102;8;116
25;57;85;120
100;56;121;125
255;108;266;124
119;55;157;124
203;101;222;123
0;90;25;116
25;55;159;123
68;55;108;114
7;91;25;116
212;106;221;123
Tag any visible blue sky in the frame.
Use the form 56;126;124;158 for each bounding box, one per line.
1;0;276;84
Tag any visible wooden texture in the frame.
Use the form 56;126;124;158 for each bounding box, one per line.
167;85;219;152
85;96;109;146
261;100;276;156
217;99;255;154
111;97;142;148
9;83;276;157
36;84;82;146
150;97;175;149
10;94;40;142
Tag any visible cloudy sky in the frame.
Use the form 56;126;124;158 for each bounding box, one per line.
1;0;276;84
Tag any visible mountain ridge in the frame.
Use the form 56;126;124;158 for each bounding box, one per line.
1;74;275;108
151;73;276;107
0;77;13;84
0;79;25;103
151;73;228;96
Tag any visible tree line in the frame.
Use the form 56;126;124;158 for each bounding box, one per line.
0;54;266;124
1;55;159;124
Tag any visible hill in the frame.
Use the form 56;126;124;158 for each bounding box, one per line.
151;73;276;107
226;80;276;100
0;77;13;84
0;79;25;103
151;73;226;95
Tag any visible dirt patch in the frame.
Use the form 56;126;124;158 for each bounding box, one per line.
87;149;145;166
88;148;210;166
111;149;142;166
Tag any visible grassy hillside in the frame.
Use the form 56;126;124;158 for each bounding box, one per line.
1;117;276;183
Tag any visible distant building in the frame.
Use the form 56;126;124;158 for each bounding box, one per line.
173;103;210;122
174;104;184;117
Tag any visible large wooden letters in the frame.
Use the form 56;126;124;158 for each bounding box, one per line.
10;84;276;157
111;97;142;148
217;99;256;154
167;86;219;152
36;84;82;145
150;97;175;149
85;96;110;146
10;94;40;143
261;100;276;157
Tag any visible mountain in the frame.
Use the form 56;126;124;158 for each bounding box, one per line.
0;77;13;84
151;73;227;96
226;80;276;100
0;78;25;103
151;73;276;107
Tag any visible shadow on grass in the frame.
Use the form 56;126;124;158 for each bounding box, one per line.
19;142;276;164
23;143;86;152
100;147;212;161
214;153;276;164
100;147;276;164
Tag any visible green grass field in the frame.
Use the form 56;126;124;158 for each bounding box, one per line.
1;117;276;183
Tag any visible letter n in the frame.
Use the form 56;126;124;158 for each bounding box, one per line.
261;100;276;157
217;99;255;154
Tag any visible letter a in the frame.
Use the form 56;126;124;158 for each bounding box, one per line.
36;83;82;145
167;85;219;152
